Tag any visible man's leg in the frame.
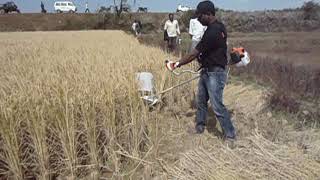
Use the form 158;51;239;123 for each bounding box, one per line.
164;40;169;53
195;73;209;133
171;36;177;51
167;38;173;52
206;71;236;139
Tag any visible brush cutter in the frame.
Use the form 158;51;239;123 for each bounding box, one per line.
136;60;200;106
137;47;251;106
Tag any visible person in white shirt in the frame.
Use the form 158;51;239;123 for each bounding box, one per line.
85;2;90;13
164;13;180;52
132;20;142;37
189;17;206;52
132;21;137;35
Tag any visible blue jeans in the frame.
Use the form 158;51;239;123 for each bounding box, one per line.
196;68;236;138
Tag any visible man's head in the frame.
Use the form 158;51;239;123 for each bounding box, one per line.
169;13;174;21
196;0;216;26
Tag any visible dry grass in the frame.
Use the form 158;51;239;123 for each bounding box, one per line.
0;30;193;179
229;32;320;126
0;30;319;180
169;133;320;180
149;81;320;180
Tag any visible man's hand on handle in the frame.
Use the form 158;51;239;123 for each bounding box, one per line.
164;48;200;72
165;60;180;71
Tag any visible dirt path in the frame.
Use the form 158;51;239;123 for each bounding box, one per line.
149;78;320;179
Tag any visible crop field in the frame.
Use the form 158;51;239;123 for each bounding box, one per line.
0;31;320;179
0;30;177;179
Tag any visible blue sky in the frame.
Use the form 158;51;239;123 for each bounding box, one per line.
1;0;319;13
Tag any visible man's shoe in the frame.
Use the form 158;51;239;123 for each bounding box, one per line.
225;137;236;149
195;125;205;134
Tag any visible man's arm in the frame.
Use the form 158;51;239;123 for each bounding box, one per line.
177;48;199;67
176;29;214;67
164;21;167;30
176;20;180;35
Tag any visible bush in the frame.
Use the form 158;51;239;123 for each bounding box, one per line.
231;56;320;100
141;22;156;34
302;1;320;20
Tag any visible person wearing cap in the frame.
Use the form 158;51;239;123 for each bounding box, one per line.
166;1;236;142
132;20;142;37
164;13;181;52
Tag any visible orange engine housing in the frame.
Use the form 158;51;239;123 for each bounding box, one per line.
231;47;245;57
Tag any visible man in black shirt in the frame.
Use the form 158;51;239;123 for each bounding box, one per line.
168;0;236;141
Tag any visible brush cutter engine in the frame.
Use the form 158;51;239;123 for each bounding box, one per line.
229;47;251;67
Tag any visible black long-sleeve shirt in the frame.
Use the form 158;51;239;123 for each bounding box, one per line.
195;20;228;69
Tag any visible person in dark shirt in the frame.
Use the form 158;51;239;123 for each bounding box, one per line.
167;0;236;142
40;1;46;13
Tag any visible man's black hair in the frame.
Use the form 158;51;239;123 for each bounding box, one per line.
196;0;215;16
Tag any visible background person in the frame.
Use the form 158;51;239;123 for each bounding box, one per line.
189;16;206;52
40;1;46;13
132;20;142;37
85;2;90;13
164;13;180;52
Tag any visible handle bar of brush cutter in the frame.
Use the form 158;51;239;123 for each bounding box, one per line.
159;62;200;95
161;58;233;96
165;60;200;76
171;69;199;76
158;75;200;95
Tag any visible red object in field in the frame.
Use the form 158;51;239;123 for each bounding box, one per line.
230;47;251;67
231;47;245;58
230;47;245;65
